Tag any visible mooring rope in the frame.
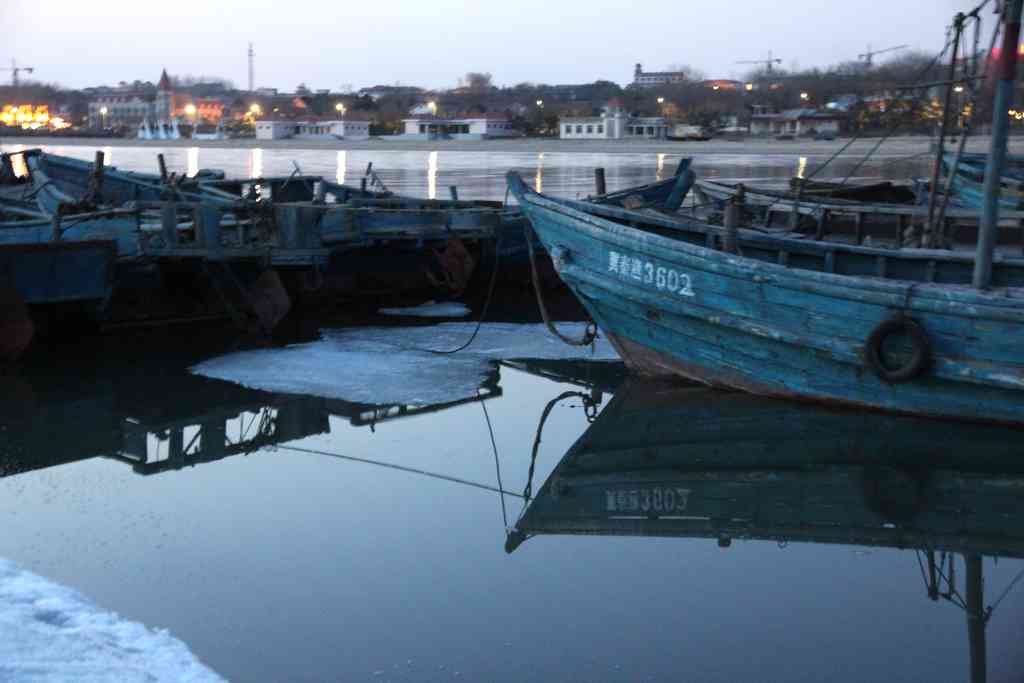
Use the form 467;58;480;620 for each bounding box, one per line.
479;392;510;530
524;222;597;348
279;444;524;498
522;390;598;502
405;231;502;355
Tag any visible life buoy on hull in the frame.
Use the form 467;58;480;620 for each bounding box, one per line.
865;316;932;383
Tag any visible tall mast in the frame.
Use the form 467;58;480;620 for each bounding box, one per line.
973;0;1024;288
927;13;965;242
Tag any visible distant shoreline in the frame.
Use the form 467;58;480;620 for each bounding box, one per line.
3;134;1022;158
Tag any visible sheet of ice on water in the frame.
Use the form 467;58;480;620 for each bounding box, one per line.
0;558;223;683
378;302;472;318
193;322;618;405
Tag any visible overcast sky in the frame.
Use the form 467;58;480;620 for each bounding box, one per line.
3;0;972;91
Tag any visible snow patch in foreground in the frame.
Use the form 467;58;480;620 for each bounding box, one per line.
0;558;223;683
193;322;618;406
378;302;472;318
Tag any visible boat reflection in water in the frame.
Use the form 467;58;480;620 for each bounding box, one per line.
509;380;1024;683
0;349;625;481
0;354;506;479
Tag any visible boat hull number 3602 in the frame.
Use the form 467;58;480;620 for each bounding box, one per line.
608;251;695;297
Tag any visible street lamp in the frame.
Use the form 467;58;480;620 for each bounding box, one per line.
657;97;665;104
954;85;964;93
745;82;754;92
536;99;544;108
99;106;108;129
335;102;346;117
250;103;262;116
800;92;810;101
427;100;438;115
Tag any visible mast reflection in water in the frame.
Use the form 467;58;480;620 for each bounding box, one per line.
511;380;1024;683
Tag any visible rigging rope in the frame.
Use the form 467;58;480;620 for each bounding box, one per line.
743;23;980;224
986;564;1024;619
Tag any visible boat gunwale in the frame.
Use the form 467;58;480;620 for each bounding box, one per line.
697;177;1024;220
508;172;1024;318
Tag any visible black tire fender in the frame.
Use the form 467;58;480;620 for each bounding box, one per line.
865;316;932;383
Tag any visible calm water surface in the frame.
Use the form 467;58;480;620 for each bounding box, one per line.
2;326;1023;682
0;145;1020;682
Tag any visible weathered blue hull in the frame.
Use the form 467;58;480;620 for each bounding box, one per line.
1;240;116;307
0;211;142;259
1;240;115;360
508;173;1024;424
944;151;1024;210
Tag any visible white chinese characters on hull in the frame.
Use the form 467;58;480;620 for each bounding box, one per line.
608;251;695;297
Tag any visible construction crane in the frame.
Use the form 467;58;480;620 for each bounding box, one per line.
858;44;909;67
1;59;35;87
735;51;783;74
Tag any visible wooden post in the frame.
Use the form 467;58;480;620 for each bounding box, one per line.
360;177;367;193
663;158;695;212
449;185;459;201
789;178;805;231
723;184;742;254
594;167;607;196
89;150;106;201
161;203;178;246
157;153;168;183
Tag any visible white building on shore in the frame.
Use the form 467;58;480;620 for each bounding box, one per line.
255;118;371;140
400;115;518;140
749;108;842;137
559;100;668;140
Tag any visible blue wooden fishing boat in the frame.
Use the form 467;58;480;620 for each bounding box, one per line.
16;149;324;206
943;150;1024;210
507;4;1024;425
508;169;1024;423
